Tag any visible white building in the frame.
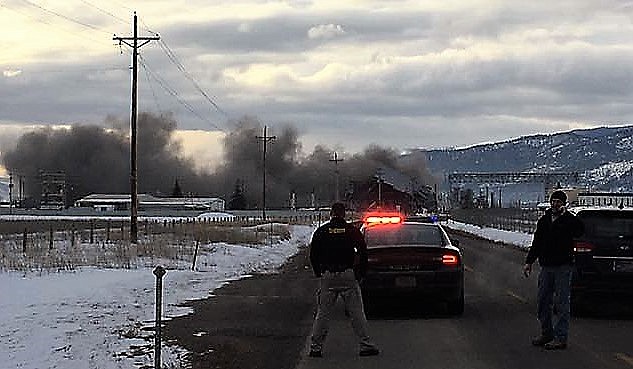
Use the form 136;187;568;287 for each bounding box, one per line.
577;192;633;208
74;194;225;212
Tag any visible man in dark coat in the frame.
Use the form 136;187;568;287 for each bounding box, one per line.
308;202;379;358
523;190;584;350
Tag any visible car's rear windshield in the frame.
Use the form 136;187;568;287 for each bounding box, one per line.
365;224;444;246
578;211;633;238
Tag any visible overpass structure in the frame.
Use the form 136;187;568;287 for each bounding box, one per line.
448;172;581;200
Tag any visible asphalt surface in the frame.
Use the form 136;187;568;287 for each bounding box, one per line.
163;230;633;369
162;249;318;369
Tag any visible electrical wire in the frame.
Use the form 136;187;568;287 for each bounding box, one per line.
0;2;113;47
140;55;165;114
18;0;112;35
158;39;228;117
139;57;225;132
79;0;130;26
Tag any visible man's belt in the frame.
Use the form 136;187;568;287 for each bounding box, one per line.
324;265;352;273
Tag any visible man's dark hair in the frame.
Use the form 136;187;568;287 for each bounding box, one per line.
330;202;346;218
550;190;567;203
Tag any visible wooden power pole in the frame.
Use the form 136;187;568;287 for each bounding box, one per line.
114;12;160;244
256;126;276;220
329;152;344;202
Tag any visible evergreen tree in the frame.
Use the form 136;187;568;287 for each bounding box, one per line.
171;179;183;198
228;180;247;210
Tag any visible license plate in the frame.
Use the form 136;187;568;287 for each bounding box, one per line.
395;276;416;288
615;260;633;273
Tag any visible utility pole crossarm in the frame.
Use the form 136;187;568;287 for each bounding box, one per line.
113;36;160;48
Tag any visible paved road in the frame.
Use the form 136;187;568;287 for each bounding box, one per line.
164;230;633;369
162;251;318;369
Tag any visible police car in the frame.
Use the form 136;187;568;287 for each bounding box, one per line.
360;212;465;315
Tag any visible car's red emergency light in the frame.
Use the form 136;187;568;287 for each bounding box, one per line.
363;212;403;225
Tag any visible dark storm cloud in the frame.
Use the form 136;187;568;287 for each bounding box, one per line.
5;0;633;155
159;10;437;53
1;113;216;202
198;115;436;208
1;113;436;208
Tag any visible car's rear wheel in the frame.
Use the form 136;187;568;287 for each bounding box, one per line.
447;287;464;316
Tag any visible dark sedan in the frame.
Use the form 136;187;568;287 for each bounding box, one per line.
570;207;633;305
360;215;464;315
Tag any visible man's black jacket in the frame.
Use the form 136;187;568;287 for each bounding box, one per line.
526;208;584;266
309;217;368;279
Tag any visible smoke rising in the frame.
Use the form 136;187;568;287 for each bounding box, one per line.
1;113;436;208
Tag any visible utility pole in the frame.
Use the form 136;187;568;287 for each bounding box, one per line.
376;168;384;208
329;152;344;202
114;12;159;244
256;126;276;220
8;173;14;215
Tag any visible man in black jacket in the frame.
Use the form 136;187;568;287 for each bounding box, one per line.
308;202;379;358
523;190;584;350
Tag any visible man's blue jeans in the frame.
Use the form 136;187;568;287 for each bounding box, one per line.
537;265;573;341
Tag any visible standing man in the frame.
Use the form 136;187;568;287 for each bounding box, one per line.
523;190;584;350
308;202;379;358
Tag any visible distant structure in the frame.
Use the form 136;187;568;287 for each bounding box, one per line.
75;194;225;212
448;172;580;208
577;192;633;208
40;171;66;209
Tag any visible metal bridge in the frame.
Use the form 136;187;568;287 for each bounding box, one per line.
448;172;580;197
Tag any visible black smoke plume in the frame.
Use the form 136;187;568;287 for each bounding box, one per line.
2;113;436;209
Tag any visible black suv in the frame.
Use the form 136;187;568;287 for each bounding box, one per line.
570;207;633;304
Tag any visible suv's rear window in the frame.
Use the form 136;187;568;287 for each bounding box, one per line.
365;224;443;246
578;211;633;238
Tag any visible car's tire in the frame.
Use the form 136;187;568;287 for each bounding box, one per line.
447;287;465;316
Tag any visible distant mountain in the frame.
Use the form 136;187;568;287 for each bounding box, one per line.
413;125;633;192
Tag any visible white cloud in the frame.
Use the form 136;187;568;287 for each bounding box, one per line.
2;0;633;157
3;69;22;77
307;24;346;39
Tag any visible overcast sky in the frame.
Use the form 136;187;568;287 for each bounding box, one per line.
2;0;633;174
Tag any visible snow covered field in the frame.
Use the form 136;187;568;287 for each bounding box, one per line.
0;217;533;369
0;217;315;369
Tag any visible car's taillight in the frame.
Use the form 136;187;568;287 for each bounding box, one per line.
442;254;459;265
574;241;595;253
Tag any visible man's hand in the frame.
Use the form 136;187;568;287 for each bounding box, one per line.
523;263;532;277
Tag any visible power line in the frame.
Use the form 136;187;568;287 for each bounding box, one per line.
12;66;129;74
18;0;112;35
139;57;225;132
79;0;129;25
140;56;164;114
158;39;228;117
0;2;112;46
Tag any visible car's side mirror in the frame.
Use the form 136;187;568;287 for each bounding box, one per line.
450;239;460;247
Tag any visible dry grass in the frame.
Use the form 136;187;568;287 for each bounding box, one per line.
0;221;293;273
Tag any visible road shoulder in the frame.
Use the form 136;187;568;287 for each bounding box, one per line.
163;247;317;369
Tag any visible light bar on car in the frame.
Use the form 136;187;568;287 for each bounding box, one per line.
364;215;402;224
363;212;403;225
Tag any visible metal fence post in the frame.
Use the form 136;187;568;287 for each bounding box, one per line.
153;266;166;369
